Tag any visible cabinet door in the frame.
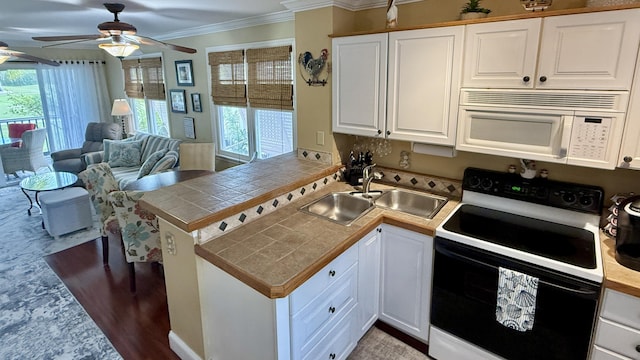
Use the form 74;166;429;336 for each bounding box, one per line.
386;26;463;145
618;45;640;170
537;9;640;90
462;18;541;89
356;228;381;339
332;33;388;137
379;224;433;342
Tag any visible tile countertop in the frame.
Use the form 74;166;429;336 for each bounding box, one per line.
600;232;640;298
194;180;459;299
138;152;342;233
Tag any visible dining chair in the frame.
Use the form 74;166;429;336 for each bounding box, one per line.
78;162;120;266
108;190;162;292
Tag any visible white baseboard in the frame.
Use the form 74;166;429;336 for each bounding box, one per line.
168;331;202;360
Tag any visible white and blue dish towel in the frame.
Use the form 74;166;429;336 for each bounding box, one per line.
496;267;539;332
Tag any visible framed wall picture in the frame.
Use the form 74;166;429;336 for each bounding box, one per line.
170;89;187;113
183;117;196;139
175;60;194;86
191;93;202;112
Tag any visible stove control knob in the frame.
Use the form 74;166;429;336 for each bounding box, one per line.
467;175;481;188
579;195;594;208
562;192;576;205
481;178;493;190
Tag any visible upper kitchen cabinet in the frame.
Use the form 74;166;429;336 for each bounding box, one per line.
333;26;464;145
332;33;388;137
386;26;464;145
463;9;640;90
618;44;640;170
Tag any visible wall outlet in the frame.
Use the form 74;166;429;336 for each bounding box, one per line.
316;131;325;146
165;232;177;255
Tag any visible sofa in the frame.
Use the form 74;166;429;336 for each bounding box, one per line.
51;122;122;174
85;132;182;189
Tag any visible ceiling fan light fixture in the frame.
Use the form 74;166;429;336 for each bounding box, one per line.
99;43;139;59
0;55;10;64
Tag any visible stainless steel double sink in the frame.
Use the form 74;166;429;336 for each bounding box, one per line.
299;188;448;225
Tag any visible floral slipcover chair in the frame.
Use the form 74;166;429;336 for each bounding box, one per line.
108;190;162;292
78;162;120;265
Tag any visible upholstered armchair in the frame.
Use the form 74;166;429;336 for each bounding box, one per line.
0;128;50;178
78;162;121;266
51;122;122;174
108;190;162;292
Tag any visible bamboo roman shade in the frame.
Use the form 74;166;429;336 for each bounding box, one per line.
121;59;143;98
121;57;165;100
208;50;247;107
246;45;293;110
139;58;165;100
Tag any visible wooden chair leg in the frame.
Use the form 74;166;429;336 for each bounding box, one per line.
101;236;109;265
128;262;136;293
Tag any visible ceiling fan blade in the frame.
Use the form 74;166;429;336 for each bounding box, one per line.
40;37;109;48
32;35;106;42
128;35;197;54
2;50;59;67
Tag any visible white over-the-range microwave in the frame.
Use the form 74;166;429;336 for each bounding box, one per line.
456;89;629;170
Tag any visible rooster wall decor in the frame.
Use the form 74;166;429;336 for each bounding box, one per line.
298;49;329;86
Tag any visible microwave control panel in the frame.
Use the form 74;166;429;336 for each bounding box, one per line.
568;116;611;161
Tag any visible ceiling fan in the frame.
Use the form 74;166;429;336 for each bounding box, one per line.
0;41;59;66
32;3;197;58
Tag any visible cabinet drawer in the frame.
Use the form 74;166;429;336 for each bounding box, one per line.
291;244;358;314
591;345;631;360
292;263;358;357
595;318;640;359
601;289;640;331
302;307;357;360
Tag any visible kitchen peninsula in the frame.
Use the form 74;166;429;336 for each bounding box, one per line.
139;152;640;360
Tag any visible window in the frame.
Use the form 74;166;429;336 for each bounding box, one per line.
209;43;295;162
122;56;169;136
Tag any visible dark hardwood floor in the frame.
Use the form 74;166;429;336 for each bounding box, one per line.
44;235;179;360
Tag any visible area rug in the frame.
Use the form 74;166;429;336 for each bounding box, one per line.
348;327;431;360
0;184;122;359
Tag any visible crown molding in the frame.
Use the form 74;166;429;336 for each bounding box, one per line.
281;0;421;12
154;10;295;41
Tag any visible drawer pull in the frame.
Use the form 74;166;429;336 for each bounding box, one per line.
328;306;336;313
329;354;336;359
329;270;336;277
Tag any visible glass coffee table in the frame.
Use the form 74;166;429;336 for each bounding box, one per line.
20;171;78;216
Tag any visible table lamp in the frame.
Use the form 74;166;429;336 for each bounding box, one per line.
111;99;133;138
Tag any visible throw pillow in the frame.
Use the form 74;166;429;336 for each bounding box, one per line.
137;149;168;179
149;150;179;174
103;137;137;163
107;139;143;168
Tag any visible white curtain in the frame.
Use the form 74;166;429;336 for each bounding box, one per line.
39;61;111;152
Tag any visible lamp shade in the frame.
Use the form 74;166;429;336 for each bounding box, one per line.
111;99;132;116
99;43;139;59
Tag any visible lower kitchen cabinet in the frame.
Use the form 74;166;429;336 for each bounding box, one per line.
592;289;640;359
379;224;433;342
196;225;432;359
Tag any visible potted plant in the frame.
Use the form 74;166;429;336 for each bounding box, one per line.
460;0;491;20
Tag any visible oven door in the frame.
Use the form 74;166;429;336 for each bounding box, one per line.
430;237;600;360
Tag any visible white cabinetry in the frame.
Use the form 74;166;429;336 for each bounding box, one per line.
618;45;640;170
332;26;463;145
357;227;381;339
592;289;640;359
332;33;388;137
379;224;433;342
463;9;640;90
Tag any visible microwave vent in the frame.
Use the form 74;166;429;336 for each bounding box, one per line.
462;90;627;112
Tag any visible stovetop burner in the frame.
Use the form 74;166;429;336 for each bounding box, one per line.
443;204;596;269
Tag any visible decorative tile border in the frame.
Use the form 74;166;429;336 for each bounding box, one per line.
375;166;462;198
297;148;333;165
196;170;341;244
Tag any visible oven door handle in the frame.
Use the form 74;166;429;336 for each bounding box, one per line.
437;244;600;298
